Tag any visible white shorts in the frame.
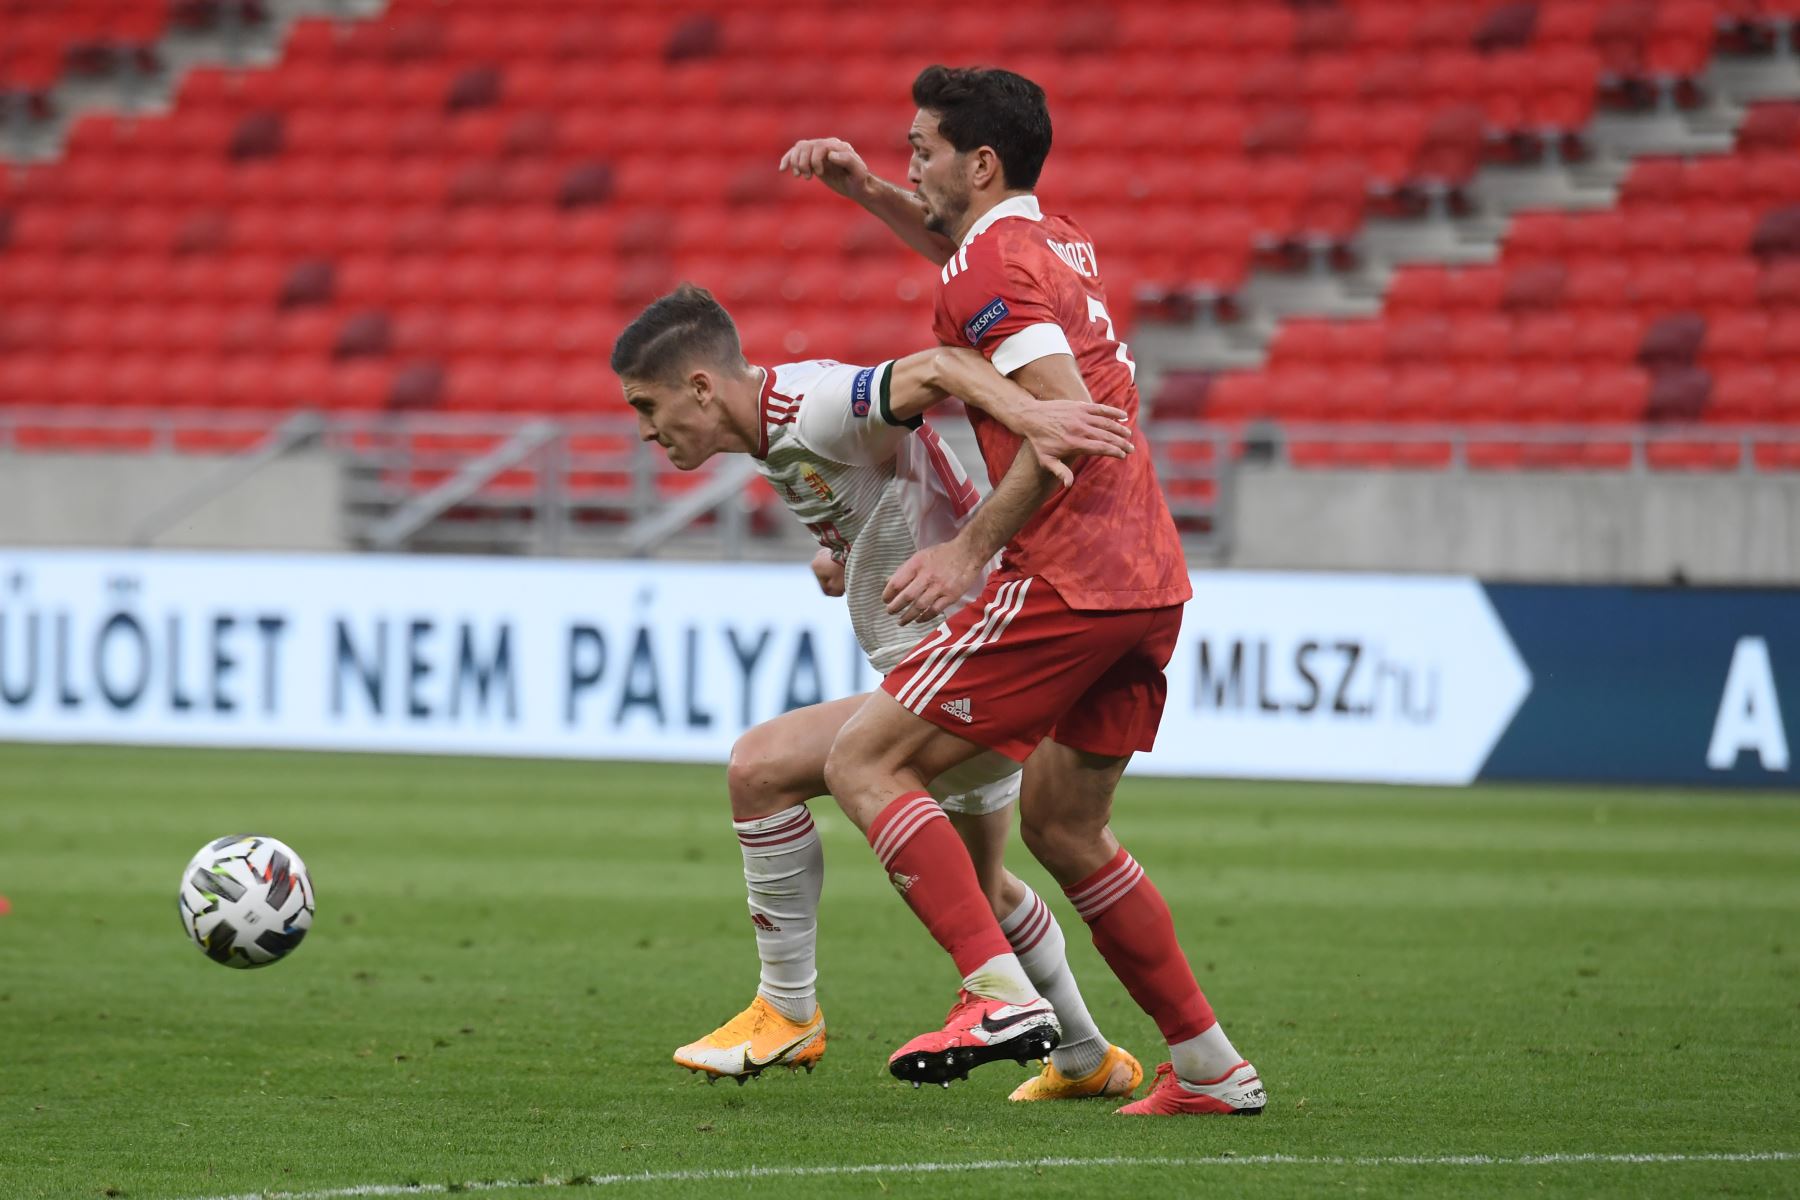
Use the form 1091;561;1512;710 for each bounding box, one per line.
929;750;1024;816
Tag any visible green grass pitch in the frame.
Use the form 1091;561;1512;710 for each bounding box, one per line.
1;743;1798;1199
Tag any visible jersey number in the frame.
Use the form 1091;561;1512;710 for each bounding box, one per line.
1086;297;1137;381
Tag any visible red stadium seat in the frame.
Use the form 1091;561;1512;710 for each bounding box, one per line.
1447;313;1514;365
1771;313;1800;361
1515;366;1582;422
1570;311;1646;363
1505;212;1574;265
1385;266;1449;313
1336;365;1396;421
1620;157;1687;207
1206;374;1271;421
1514;314;1580;363
1443;266;1506;312
1564;261;1633;311
1579;367;1652;423
1710;367;1779;422
1268;367;1337;421
1705;310;1773;364
1646;440;1743;471
1683;204;1758;257
0;0;1795;485
1743;154;1800;204
1383;315;1450;364
1389;367;1456;421
1764;260;1800;309
1455;366;1521;423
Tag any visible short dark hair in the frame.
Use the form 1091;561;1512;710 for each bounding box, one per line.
610;283;745;383
912;65;1052;191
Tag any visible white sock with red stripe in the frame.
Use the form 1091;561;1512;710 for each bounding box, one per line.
735;804;823;1024
1000;886;1108;1079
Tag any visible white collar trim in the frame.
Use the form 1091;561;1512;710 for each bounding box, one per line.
958;194;1042;249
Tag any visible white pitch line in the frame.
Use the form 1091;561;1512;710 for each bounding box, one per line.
172;1151;1800;1200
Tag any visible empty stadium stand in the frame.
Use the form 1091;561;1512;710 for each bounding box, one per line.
3;0;1800;551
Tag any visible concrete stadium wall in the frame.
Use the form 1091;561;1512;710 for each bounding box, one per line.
0;452;346;551
5;452;1797;582
1229;467;1800;583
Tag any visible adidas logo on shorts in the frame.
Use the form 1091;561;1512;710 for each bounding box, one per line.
940;697;974;724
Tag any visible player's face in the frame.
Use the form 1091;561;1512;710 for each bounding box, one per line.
907;111;971;238
623;374;717;471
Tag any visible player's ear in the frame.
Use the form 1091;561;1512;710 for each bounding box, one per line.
971;146;1004;191
689;368;714;407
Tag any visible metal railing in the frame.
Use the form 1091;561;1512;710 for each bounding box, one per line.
1148;421;1800;474
4;408;1799;557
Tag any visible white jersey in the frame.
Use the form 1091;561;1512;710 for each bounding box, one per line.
752;358;984;674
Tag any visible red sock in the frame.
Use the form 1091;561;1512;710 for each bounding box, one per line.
1065;846;1216;1044
868;792;1013;976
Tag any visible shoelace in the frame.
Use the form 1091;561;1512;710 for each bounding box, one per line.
943;989;984;1025
1147;1061;1178;1089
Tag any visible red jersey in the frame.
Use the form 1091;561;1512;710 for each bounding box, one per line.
932;195;1192;611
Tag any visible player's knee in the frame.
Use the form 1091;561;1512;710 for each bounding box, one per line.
821;723;872;803
1020;811;1087;877
726;730;787;821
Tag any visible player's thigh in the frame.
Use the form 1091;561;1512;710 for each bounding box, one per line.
823;690;997;830
1018;738;1132;886
727;693;869;821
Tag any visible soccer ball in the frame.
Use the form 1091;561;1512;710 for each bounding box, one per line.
177;834;315;969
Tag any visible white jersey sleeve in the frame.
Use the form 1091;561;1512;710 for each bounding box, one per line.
755;359;988;676
790;359;916;467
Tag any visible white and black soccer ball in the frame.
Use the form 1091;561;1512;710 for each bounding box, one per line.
177;834;315;969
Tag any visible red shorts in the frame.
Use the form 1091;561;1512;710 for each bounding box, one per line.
882;572;1183;761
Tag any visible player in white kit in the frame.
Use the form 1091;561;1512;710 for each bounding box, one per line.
612;284;1146;1100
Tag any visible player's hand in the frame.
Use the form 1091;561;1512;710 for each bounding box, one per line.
884;541;984;627
1017;399;1134;488
777;137;872;200
811;547;846;597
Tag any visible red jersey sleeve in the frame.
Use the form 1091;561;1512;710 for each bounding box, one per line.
934;235;1075;376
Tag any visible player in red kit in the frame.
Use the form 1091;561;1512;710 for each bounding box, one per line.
778;66;1263;1115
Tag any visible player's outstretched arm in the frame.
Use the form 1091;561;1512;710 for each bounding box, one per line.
887;347;1133;487
778;138;957;266
883;354;1091;624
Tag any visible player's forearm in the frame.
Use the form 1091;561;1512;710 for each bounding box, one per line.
885;347;1035;424
856;175;958;266
953;444;1057;562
